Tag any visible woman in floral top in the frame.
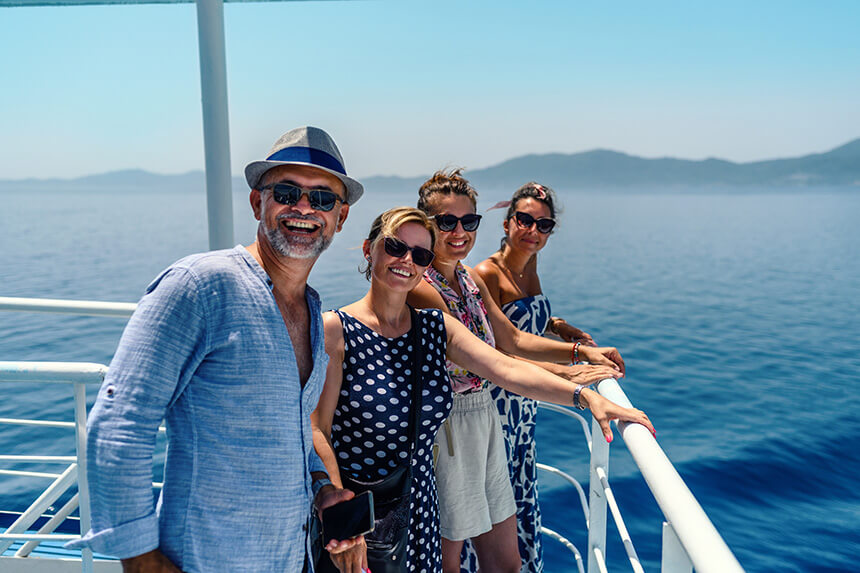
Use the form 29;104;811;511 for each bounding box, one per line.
408;169;633;573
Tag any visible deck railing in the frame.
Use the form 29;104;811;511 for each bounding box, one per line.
536;378;744;573
0;361;104;573
1;296;745;572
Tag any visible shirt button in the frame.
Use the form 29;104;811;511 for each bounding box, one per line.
302;523;308;532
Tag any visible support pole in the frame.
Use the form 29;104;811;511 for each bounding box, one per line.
587;413;609;573
74;382;94;573
196;0;234;251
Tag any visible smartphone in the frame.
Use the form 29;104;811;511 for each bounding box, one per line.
322;490;375;542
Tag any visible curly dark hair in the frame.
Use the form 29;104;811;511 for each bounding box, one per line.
500;182;561;249
417;167;478;215
504;182;559;221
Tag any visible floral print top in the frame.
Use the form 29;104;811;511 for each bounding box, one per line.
423;262;496;394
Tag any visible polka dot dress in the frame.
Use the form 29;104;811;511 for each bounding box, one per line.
332;308;452;572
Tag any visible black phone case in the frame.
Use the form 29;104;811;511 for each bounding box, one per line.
321;490;375;542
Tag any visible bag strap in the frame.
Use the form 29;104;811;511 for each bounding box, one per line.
405;305;424;457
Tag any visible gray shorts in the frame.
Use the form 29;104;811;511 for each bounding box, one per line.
434;389;517;541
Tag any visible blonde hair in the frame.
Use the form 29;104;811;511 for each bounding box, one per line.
361;206;437;280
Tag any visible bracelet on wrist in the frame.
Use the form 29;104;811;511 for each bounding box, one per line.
571;341;581;365
573;384;586;410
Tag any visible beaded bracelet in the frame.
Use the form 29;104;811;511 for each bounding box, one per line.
572;341;581;365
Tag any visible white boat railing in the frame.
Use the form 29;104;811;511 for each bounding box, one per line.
1;297;745;572
0;297;136;318
536;378;744;573
0;361;105;573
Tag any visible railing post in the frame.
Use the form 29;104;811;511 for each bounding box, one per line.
587;415;609;573
661;521;693;573
74;381;94;573
196;0;235;251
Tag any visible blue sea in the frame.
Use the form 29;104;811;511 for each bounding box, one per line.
1;186;858;572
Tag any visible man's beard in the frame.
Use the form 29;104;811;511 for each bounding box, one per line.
261;209;333;260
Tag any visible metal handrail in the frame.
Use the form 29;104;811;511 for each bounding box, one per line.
0;296;136;318
595;378;745;573
0;361;108;384
0;362;106;573
536;380;744;573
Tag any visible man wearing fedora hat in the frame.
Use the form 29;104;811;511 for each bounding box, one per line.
69;127;364;572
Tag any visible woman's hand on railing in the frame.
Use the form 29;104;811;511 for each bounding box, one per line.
552;320;596;346
582;389;655;443
578;346;625;376
558;364;623;385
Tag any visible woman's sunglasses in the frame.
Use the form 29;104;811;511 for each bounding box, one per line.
260;183;344;212
383;237;435;267
433;213;482;232
512;211;556;234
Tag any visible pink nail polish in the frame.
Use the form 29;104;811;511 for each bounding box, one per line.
606;434;613;443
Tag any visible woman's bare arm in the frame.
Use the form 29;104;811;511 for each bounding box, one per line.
444;314;652;441
311;311;348;488
407;279;453;315
468;265;597;364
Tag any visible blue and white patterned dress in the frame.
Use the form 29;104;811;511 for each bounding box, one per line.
331;308;453;572
490;293;552;573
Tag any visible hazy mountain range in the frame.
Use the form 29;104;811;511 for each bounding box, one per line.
3;137;858;196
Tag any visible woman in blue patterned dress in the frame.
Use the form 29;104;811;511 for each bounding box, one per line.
475;182;595;572
312;207;655;573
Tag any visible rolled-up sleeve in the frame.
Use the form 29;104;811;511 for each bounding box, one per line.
67;267;208;558
308;448;327;475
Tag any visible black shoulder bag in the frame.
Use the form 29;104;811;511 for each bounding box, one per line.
316;307;424;573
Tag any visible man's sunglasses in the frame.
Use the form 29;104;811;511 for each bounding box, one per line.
433;213;482;232
512;211;556;234
383;237;435;267
260;183;344;212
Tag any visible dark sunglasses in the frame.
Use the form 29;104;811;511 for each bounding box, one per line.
433;213;482;232
260;183;344;212
512;211;556;234
383;237;435;267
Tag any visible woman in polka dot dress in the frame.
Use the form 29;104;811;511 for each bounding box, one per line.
312;207;655;573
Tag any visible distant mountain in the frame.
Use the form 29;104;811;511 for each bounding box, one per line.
364;137;860;195
2;138;858;195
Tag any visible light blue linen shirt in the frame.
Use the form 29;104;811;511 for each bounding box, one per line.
69;246;329;572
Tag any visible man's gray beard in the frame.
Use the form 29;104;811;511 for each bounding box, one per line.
262;213;332;260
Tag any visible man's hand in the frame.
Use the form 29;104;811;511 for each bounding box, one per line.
578;345;625;376
121;549;182;573
315;486;366;557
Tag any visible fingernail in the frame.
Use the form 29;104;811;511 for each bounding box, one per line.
606;434;613;443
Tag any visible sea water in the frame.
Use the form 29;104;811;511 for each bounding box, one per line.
1;187;858;572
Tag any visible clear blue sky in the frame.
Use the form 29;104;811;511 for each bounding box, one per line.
1;0;859;179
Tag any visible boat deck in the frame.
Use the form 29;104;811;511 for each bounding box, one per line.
1;514;118;572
